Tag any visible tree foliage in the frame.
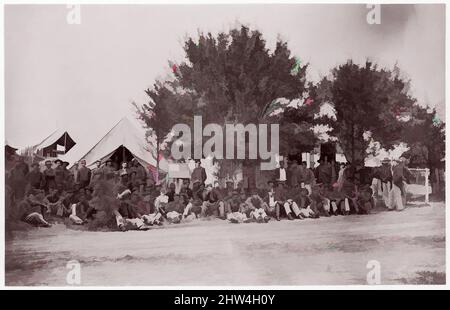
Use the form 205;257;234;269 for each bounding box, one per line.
170;25;322;169
318;61;416;165
402;106;445;170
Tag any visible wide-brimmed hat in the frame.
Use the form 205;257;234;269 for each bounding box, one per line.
54;159;63;165
381;157;390;163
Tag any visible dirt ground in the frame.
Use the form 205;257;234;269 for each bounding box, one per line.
5;202;445;286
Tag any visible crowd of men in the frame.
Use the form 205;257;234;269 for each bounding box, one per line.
6;154;414;231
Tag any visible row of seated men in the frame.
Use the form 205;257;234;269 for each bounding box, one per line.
17;177;374;231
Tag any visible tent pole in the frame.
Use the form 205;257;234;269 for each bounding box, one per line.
64;133;67;154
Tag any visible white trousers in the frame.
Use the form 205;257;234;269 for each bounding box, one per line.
323;198;331;212
166;211;182;223
227;212;248;223
25;212;50;226
142;213;162;225
250;208;267;220
382;181;391;208
284;201;302;216
331;201;338;213
69;204;84;225
342;198;350;212
298;206;315;218
388;184;404;211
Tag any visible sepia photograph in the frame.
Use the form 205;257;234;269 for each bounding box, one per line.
2;2;447;289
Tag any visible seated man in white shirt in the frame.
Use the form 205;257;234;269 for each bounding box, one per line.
140;187;167;225
264;180;280;220
245;189;270;223
276;161;287;186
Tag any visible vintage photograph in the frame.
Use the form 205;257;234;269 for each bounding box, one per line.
3;3;446;286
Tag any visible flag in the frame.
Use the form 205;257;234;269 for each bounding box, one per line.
148;165;158;183
304;97;314;106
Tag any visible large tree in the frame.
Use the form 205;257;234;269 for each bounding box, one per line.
170;26;319;178
134;81;190;180
402;106;445;184
318;61;416;165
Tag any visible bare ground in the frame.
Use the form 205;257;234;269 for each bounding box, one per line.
5;202;445;286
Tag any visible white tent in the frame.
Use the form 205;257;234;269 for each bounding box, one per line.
32;129;76;157
60;117;168;171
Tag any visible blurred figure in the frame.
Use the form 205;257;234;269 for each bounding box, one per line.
76;160;92;189
54;159;65;189
43;160;56;194
191;160;207;193
19;189;51;227
8;157;29;200
27;162;44;191
91;160;103;182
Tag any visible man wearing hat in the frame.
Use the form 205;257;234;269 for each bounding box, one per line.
72;162;79;183
103;159;115;181
191;160;207;193
8;156;29;200
273;181;301;220
54;159;65;189
274;160;287;186
27;162;44;191
91;160;104;182
316;156;332;188
131;159;147;193
76;159;92;189
262;180;280;221
300;161;316;195
43;160;56;194
119;168;131;188
61;161;73;190
202;182;226;218
244;188;271;223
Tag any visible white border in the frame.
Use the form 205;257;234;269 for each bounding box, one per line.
0;0;448;290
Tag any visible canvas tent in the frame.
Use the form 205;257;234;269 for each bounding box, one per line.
33;129;76;157
63;117;168;172
5;144;17;157
5;141;18;170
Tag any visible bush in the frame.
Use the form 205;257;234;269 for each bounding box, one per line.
86;180;121;230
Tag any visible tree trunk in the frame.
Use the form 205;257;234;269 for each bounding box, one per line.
156;140;160;183
351;123;355;165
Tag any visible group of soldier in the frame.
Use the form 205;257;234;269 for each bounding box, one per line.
6;153;413;231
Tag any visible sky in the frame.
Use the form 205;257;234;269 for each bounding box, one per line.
4;4;446;157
